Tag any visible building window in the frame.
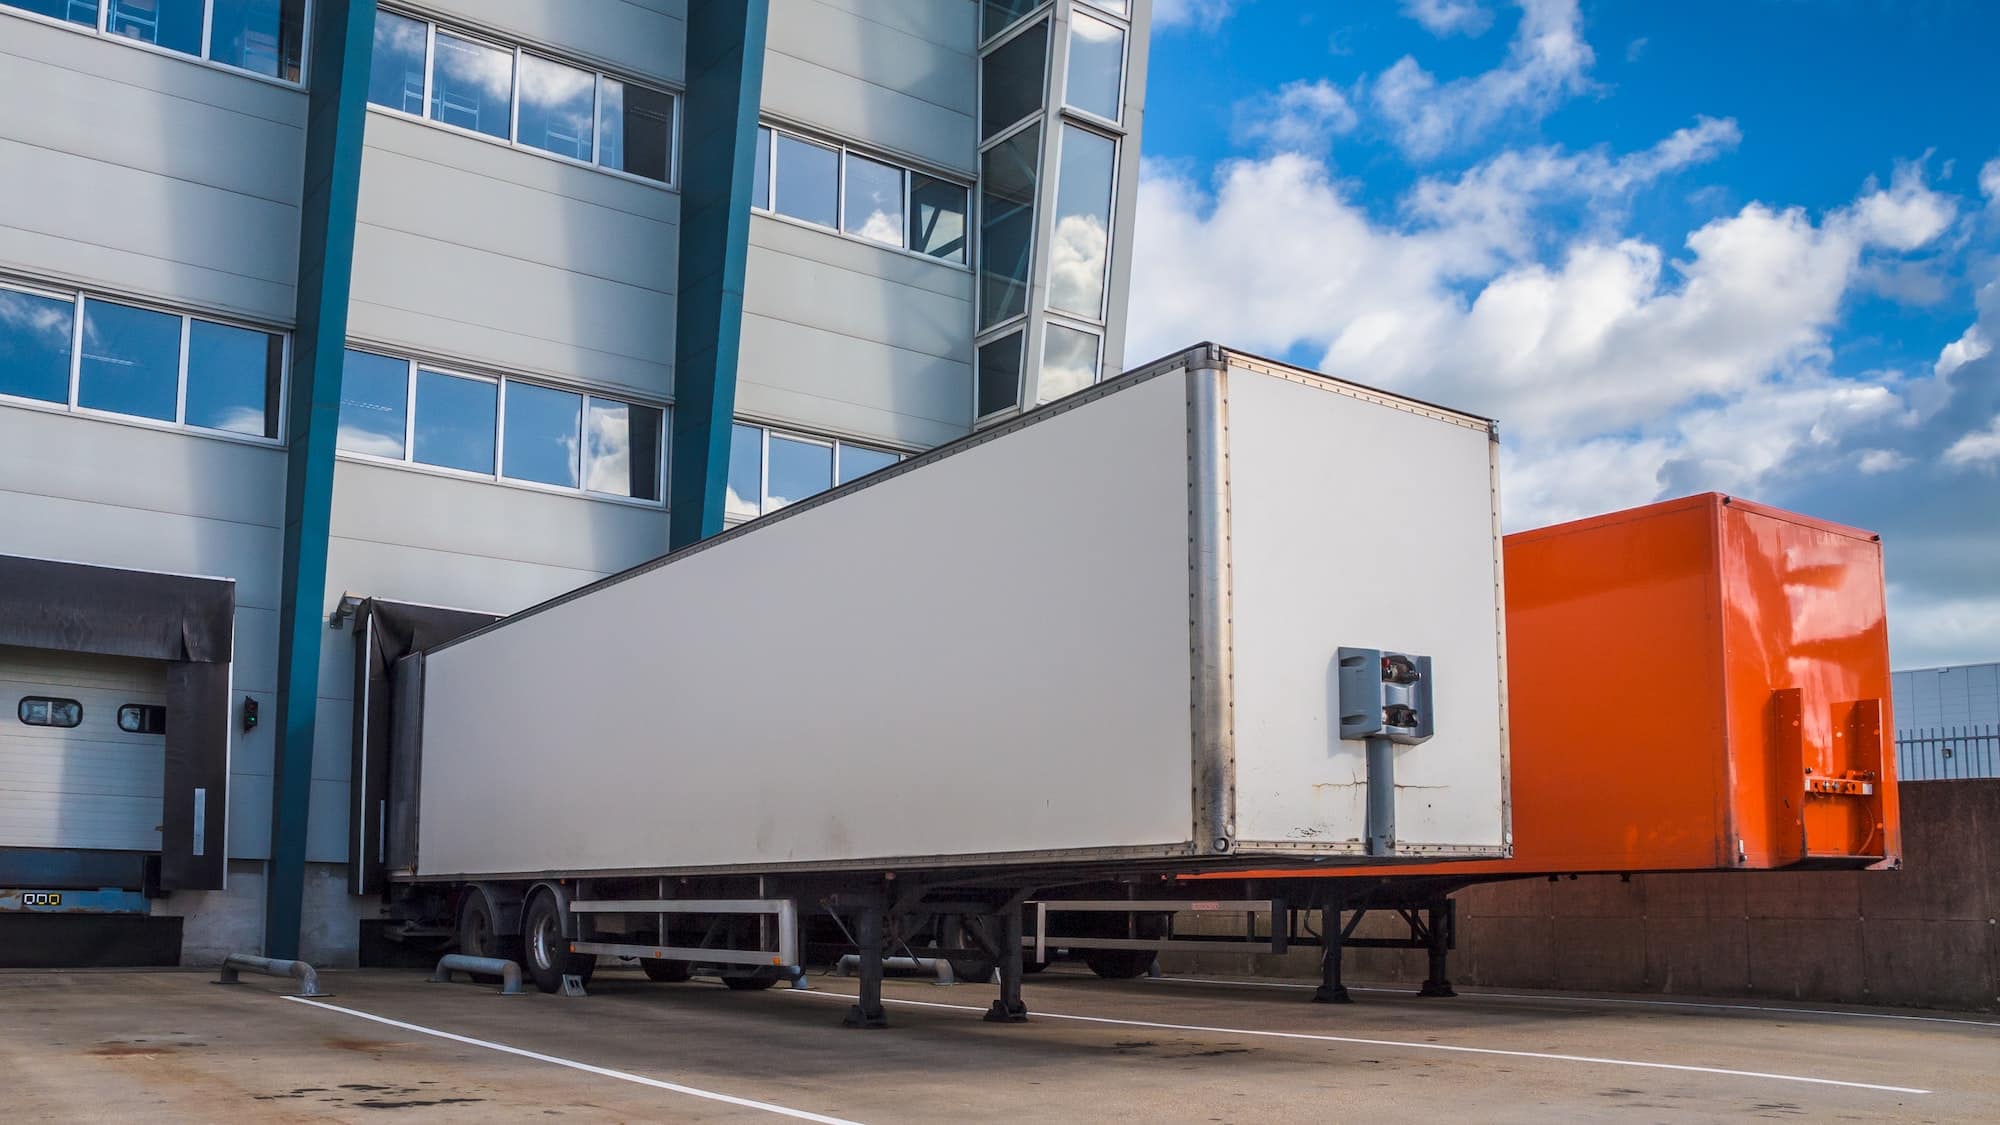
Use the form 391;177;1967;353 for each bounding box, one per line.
0;287;75;405
18;697;83;729
412;368;497;474
364;10;678;186
979;122;1041;329
117;703;167;734
0;281;287;443
1048;124;1117;321
336;347;665;505
1065;9;1125;123
982;18;1047;141
976;332;1025;419
754;125;970;265
1040;321;1100;404
3;0;306;83
725;421;904;521
981;0;1041;43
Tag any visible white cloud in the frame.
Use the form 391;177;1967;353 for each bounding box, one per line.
1856;449;1912;474
1128;143;1960;529
1403;0;1493;37
1980;157;2000;208
1153;0;1236;32
1234;79;1359;156
1373;0;1596;159
1943;415;2000;470
1887;585;2000;670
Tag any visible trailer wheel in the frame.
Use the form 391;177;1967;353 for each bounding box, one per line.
721;974;778;991
456;892;519;982
641;958;693;982
1083;950;1157;979
522;891;596;994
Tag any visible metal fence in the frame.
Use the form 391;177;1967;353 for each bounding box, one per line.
1897;724;2000;781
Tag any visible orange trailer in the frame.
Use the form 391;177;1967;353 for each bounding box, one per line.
1033;494;1899;989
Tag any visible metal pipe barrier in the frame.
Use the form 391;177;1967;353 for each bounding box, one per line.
430;954;524;995
835;952;960;985
215;954;327;997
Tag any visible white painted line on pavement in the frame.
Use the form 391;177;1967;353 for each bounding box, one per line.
783;989;1929;1095
282;996;862;1124
1133;974;2000;1030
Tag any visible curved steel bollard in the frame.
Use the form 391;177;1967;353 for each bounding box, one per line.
215;954;328;998
430;954;524;995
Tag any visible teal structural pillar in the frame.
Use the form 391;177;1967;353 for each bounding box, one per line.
267;0;376;960
670;0;769;548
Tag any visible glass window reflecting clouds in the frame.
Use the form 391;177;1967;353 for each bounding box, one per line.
1065;11;1125;122
107;0;203;56
518;53;595;161
209;0;306;81
337;348;409;459
982;18;1047;140
0;287;74;404
910;173;968;263
413;368;497;473
727;423;763;521
1049;125;1115;320
774;133;838;228
185;319;281;437
502;381;581;488
838;444;897;485
977;332;1024;418
599;78;673;182
1081;0;1129;15
980;123;1040;328
368;10;428;112
78;300;179;422
767;435;832;511
1040;322;1099;403
842;153;904;247
584;398;661;500
430;31;512;140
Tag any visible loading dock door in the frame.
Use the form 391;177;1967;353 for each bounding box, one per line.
0;647;168;852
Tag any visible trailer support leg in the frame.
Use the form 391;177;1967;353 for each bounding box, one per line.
843;905;889;1030
983;909;1029;1024
1417;898;1456;998
1312;902;1351;1004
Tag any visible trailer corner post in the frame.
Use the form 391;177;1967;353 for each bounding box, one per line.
267;0;377;962
1186;346;1237;856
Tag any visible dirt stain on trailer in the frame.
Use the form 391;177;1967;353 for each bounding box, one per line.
87;1042;176;1057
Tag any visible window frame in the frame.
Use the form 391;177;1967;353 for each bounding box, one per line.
18;696;84;729
1045;119;1121;325
0;0;312;89
1036;316;1104;406
1061;4;1130;129
334;345;670;509
753;121;973;270
365;6;681;190
0;277;290;449
724;419;908;523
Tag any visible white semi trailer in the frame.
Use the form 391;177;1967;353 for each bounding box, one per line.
373;344;1512;1026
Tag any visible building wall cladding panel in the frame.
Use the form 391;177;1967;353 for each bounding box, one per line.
412;0;688;89
0;18;304;322
348;115;681;402
0;409;282;864
1895;662;2000;730
762;0;977;175
739;217;973;449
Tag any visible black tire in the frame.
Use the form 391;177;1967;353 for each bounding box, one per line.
721;974;778;991
1083;950;1157;980
456;892;519;983
641;958;693;982
942;916;996;983
521;891;596;994
1021;957;1048;974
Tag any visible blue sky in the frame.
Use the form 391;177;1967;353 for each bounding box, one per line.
1126;0;2000;668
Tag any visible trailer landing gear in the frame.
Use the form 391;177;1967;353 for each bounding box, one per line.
1312;901;1352;1004
983;908;1029;1024
1416;899;1456;998
843;903;889;1029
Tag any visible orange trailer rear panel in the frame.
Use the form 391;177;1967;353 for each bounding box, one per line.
1200;492;1898;883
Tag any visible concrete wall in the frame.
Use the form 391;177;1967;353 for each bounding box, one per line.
1171;781;2000;1013
740;0;979;451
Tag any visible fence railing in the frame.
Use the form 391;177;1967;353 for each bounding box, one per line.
1896;724;2000;781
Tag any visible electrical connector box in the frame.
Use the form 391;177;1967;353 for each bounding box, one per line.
1337;647;1435;745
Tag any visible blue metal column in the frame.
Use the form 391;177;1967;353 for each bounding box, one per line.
669;0;769;549
267;0;376;960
